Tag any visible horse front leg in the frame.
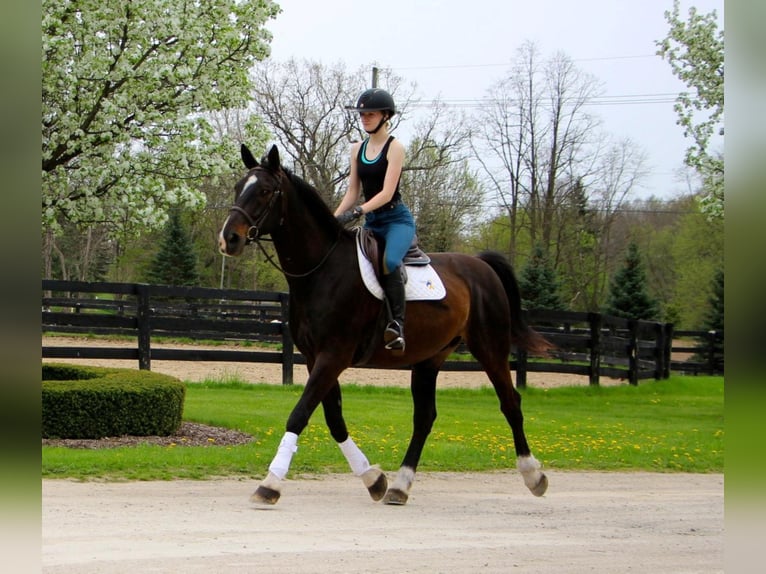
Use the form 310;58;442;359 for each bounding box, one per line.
320;383;387;501
250;360;341;505
383;363;438;505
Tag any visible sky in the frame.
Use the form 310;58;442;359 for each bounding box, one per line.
263;0;724;200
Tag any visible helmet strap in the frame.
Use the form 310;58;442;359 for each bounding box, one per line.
364;115;388;135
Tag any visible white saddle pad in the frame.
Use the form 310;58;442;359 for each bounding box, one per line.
355;233;446;301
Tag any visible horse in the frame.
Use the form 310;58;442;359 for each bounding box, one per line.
218;144;552;506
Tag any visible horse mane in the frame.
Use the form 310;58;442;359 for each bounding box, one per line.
280;166;348;237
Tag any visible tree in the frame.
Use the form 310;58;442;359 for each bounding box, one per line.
518;244;565;311
700;267;724;369
471;41;604;261
42;0;280;234
603;242;659;320
145;209;199;287
401;102;481;252
42;223;112;282
703;268;724;332
247;58;480;243
247;58;369;204
657;0;724;220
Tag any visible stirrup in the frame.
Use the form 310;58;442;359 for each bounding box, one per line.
384;321;405;351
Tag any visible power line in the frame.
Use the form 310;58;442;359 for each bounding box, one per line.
407;92;678;110
391;54;657;71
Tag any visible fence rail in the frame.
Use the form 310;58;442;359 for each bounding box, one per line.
42;280;723;386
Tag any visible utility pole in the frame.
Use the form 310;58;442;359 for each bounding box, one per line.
371;66;379;88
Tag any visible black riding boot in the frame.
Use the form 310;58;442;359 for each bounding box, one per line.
381;270;406;351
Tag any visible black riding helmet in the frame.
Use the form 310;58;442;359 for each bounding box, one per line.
345;88;396;133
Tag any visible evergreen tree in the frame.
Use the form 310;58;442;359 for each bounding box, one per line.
702;268;724;332
519;245;565;310
604;242;659;320
146;209;200;286
695;267;723;370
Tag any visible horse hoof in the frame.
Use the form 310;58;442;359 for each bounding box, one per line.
382;488;409;505
367;472;388;501
250;484;281;505
529;473;548;497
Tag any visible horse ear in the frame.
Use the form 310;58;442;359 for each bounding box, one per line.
241;144;258;169
267;145;281;170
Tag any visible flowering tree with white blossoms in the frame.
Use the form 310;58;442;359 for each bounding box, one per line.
657;0;724;221
42;0;280;234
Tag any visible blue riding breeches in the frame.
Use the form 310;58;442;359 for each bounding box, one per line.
363;202;416;275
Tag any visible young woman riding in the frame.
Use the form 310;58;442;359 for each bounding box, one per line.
334;88;415;352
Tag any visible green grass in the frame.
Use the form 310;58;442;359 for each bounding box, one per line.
42;376;723;481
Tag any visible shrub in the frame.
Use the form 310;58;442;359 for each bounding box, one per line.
42;364;186;439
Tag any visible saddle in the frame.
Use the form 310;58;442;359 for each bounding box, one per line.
354;228;446;302
356;228;430;280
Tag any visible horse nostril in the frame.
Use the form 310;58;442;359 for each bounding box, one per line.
218;230;240;254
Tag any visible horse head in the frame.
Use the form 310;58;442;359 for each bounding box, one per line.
219;144;286;256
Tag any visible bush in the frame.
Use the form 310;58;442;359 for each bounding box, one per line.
42;364;186;439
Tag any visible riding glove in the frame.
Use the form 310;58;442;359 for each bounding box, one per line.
336;206;364;225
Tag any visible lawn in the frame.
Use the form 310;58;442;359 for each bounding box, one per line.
42;376;723;481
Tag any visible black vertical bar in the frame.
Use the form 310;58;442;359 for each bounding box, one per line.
707;330;716;375
137;284;151;370
515;309;528;388
628;319;638;385
589;312;601;386
515;347;527;389
664;323;674;379
653;322;665;380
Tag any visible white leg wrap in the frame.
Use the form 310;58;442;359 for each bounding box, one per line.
268;432;298;480
390;466;416;493
338;437;371;476
517;455;542;489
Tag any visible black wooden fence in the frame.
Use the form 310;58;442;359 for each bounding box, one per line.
42;280;723;386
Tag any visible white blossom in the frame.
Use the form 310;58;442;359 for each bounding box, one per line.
42;0;280;235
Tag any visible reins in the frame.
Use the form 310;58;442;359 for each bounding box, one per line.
228;169;342;279
256;233;341;278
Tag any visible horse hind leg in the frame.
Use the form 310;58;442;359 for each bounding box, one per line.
475;352;548;497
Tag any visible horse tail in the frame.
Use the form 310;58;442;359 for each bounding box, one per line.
477;251;553;356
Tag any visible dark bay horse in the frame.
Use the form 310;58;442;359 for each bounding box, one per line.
219;144;552;505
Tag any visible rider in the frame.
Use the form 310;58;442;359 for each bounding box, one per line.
335;88;415;352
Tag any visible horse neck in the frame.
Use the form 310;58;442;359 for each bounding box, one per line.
269;188;346;279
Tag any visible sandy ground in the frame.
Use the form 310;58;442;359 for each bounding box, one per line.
42;336;620;389
42;337;723;573
42;471;723;574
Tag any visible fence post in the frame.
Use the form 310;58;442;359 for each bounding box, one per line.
627;319;638;385
588;312;601;386
653;322;665;380
136;284;151;371
707;330;717;375
514;309;529;388
279;293;294;385
663;323;674;378
515;347;528;388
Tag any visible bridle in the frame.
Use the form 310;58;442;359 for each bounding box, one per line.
226;168;341;278
228;168;284;245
